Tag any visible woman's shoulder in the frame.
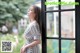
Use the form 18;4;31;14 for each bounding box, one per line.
33;21;39;28
30;21;38;27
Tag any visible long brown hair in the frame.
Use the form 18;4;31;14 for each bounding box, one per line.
32;5;42;33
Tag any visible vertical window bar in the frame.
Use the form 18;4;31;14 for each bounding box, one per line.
59;0;61;53
41;0;46;53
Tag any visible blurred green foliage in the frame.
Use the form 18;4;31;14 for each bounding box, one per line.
0;0;34;25
47;39;75;53
0;0;34;34
0;34;25;53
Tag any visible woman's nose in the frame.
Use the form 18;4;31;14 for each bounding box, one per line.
27;11;30;15
27;12;31;16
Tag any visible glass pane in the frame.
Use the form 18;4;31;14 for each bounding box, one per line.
61;11;75;38
47;12;59;37
46;0;58;11
61;0;75;9
61;40;75;53
47;39;59;53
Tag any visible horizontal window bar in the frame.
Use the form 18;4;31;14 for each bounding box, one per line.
46;37;75;40
45;9;75;12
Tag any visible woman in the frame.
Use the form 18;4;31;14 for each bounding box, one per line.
20;5;41;53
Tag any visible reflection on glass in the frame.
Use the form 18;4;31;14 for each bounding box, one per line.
61;0;75;9
47;39;59;53
47;12;59;37
61;40;75;53
46;0;58;11
61;11;75;38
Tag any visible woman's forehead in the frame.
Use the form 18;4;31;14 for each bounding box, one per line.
29;6;34;10
27;6;35;12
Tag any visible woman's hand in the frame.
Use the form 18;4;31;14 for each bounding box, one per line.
20;40;40;53
20;45;27;53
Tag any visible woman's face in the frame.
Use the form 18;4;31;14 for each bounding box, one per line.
27;6;35;19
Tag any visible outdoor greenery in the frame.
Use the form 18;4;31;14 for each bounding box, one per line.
0;0;34;21
0;34;25;53
0;0;34;28
47;38;75;53
0;0;36;53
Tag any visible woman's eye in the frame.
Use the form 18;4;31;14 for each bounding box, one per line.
30;10;33;11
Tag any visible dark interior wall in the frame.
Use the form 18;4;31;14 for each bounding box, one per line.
76;0;80;53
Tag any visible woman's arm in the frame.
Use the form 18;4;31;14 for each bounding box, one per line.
21;40;40;53
25;40;40;48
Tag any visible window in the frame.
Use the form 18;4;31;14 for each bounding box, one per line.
41;0;76;53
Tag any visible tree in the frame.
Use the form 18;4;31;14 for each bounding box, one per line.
0;0;34;33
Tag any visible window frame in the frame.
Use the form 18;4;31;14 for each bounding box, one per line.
41;0;77;53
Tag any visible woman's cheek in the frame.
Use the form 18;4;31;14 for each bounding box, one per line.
28;11;34;17
29;12;32;16
28;13;31;17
